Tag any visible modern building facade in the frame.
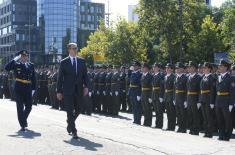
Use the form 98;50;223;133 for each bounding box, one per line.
128;4;139;23
205;0;212;6
37;0;78;63
77;0;105;50
0;0;39;67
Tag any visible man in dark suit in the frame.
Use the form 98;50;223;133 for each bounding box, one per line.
57;43;88;139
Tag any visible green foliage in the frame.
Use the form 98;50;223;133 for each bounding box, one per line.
80;0;235;64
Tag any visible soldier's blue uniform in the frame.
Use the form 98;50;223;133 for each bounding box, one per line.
5;50;36;130
129;61;142;125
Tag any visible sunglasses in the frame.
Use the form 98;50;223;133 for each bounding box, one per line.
69;47;77;50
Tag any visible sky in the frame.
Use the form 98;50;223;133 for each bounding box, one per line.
0;0;229;21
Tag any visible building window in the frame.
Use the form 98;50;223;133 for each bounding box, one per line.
81;5;85;12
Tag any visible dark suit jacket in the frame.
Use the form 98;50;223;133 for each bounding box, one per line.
56;56;88;96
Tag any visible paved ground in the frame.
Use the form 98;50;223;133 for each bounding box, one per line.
0;99;235;155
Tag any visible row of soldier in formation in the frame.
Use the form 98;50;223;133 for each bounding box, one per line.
1;59;235;141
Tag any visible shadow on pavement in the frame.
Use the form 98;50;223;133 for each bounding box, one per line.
8;129;41;139
64;137;103;151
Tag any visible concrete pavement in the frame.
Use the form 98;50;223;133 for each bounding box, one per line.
0;99;235;155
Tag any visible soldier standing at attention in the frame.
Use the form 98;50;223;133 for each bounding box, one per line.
152;62;164;129
110;65;121;116
199;62;216;138
141;63;153;127
215;59;235;141
186;61;202;135
129;61;142;125
119;66;127;112
174;62;188;133
5;50;36;131
164;63;176;131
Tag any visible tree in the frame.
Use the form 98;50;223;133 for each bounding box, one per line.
188;15;225;62
79;21;113;64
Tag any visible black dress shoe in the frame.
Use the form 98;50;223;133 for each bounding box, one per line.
218;136;224;140
67;126;72;135
72;133;79;139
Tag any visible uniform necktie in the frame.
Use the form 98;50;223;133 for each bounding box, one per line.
73;58;76;74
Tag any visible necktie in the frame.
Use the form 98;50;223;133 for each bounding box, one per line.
73;58;76;74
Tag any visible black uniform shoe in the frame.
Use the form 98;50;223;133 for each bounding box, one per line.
72;132;79;139
67;126;72;135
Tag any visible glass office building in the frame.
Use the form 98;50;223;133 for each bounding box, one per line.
37;0;78;61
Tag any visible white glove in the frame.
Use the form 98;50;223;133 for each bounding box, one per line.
97;91;100;95
110;92;112;96
115;91;119;96
123;90;126;93
88;92;92;97
137;96;141;101
13;55;21;61
173;100;176;105
184;101;187;108
159;98;163;103
210;104;214;109
32;90;35;96
148;98;152;103
197;103;201;109
229;105;233;112
1;86;3;88
103;91;106;96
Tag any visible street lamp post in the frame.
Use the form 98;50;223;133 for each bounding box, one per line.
179;0;183;62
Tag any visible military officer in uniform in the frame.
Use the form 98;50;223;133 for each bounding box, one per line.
141;63;153;127
110;65;121;115
215;59;235;141
152;62;164;129
0;71;3;98
174;62;188;133
5;50;36;131
104;65;113;114
186;61;202;135
119;66;127;112
129;61;142;125
164;63;176;131
199;62;216;138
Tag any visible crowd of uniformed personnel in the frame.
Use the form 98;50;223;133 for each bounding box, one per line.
1;59;235;141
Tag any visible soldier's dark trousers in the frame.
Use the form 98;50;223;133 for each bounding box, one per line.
201;103;214;135
175;103;187;131
120;92;127;111
111;95;120;116
216;105;232;140
14;83;32;128
166;101;176;130
64;93;80;134
131;95;142;124
141;93;152;127
187;103;200;134
0;87;3;98
153;100;164;128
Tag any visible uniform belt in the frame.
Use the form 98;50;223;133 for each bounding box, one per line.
111;83;117;85
201;90;210;94
187;91;199;95
142;87;152;91
130;84;138;88
165;89;173;93
176;90;186;93
217;92;229;96
15;78;31;84
153;87;160;91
